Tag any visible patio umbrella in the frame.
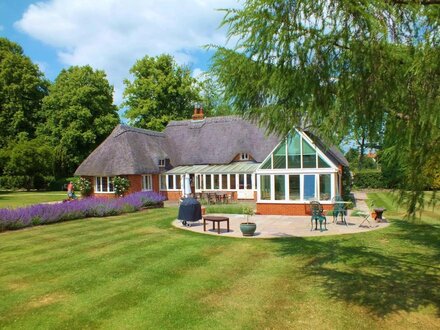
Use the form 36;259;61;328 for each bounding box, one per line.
184;173;191;197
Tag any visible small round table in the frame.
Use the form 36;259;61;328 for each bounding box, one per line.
203;216;230;234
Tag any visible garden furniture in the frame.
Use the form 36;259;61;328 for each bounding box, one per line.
203;216;230;234
310;201;327;232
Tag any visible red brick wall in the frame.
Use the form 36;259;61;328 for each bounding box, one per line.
164;191;181;201
127;175;142;194
256;203;333;216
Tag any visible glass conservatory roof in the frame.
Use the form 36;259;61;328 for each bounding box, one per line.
165;163;260;175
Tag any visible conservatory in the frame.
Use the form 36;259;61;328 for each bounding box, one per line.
255;129;342;215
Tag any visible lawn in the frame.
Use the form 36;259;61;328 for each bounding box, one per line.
0;191;67;208
0;193;439;329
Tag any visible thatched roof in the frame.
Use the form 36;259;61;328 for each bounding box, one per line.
164;116;280;166
74;125;168;176
75;116;349;176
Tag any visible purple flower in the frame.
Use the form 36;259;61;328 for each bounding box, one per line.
0;191;166;231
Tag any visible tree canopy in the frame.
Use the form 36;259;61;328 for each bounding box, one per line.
123;54;202;131
38;65;119;176
212;0;439;216
0;38;48;148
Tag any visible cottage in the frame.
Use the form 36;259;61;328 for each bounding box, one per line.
75;108;348;215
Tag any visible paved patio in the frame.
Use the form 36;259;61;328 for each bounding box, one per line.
172;212;389;238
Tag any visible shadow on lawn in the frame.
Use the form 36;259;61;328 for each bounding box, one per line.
273;219;440;317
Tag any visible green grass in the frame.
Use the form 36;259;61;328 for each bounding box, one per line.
0;191;67;208
367;191;439;223
0;193;439;329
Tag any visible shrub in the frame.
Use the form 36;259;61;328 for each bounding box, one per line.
0;191;166;232
352;170;388;189
74;177;92;197
113;176;130;196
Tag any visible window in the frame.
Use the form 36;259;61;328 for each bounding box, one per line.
195;175;200;190
289;175;300;200
167;175;174;190
318;155;331;168
275;175;285;200
214;175;220;189
205;175;212;190
260;175;271;200
319;174;331;200
160;175;166;190
158;159;165;167
175;175;181;190
287;133;301;168
222;174;228;189
246;174;252;189
273;142;287;169
304;175;316;200
302;139;316;168
142;175;152;191
239;174;245;189
240;153;249;160
95;176;114;193
229;174;236;189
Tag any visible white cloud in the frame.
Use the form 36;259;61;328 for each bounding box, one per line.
15;0;240;105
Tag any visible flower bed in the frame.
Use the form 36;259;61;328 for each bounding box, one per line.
0;191;166;232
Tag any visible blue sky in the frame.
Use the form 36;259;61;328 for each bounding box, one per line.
0;0;238;104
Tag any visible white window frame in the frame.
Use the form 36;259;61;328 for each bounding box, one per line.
158;159;165;167
256;172;336;204
240;153;249;160
142;175;153;191
95;176;114;193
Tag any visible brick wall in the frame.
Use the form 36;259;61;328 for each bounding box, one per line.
256;203;333;216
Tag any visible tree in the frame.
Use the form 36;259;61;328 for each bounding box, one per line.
123;54;201;131
2;136;54;190
0;38;48;148
39;65;119;176
197;72;234;117
212;0;439;216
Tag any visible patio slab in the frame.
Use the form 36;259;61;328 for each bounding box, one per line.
172;213;389;238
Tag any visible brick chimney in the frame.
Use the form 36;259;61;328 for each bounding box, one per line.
192;104;204;121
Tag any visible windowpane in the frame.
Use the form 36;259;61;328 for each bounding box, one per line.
176;175;181;189
318;155;331;168
160;175;166;190
205;175;211;190
96;177;101;192
273;142;287;169
168;175;174;189
222;174;228;189
261;157;271;169
195;175;200;190
302;139;316;168
230;174;236;189
239;174;244;189
289;175;300;200
320;174;331;200
275;175;285;200
109;177;114;192
260;175;271;200
214;175;219;189
288;133;301;168
304;175;316;200
246;174;252;189
102;177;108;191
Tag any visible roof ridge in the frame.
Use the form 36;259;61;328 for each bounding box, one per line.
116;124;165;138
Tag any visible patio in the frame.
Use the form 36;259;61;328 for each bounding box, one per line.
172;212;389;238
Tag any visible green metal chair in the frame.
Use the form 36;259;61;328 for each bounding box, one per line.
331;196;347;226
310;201;327;232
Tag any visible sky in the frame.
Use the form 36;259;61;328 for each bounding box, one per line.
0;0;239;105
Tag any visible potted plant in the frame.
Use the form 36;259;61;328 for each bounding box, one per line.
240;206;257;236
